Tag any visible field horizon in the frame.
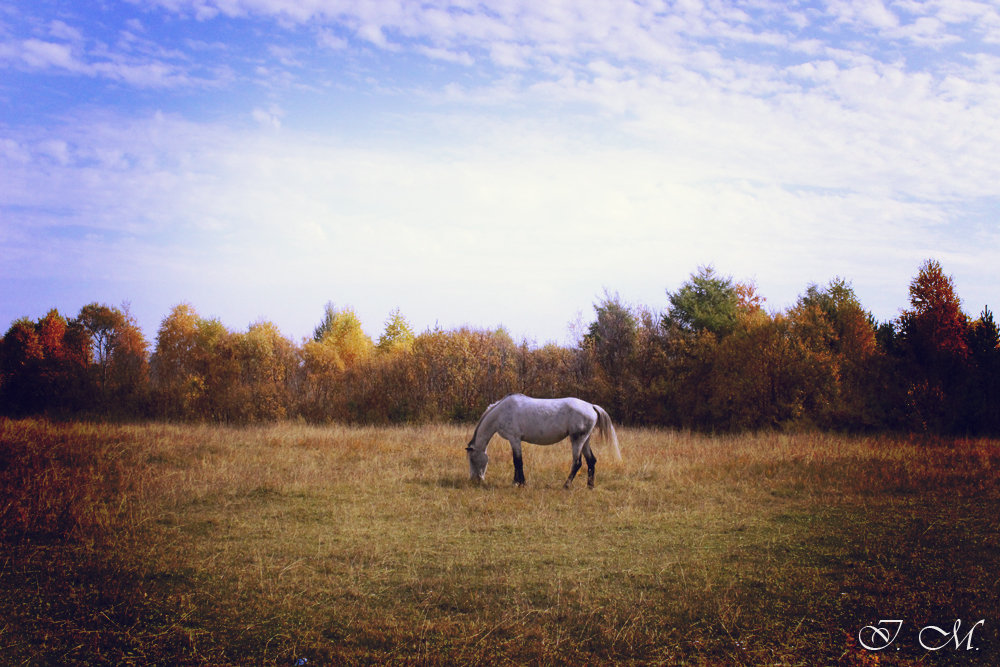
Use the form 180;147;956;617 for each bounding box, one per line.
2;418;998;665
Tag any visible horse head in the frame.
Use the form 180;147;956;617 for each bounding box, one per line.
466;443;488;482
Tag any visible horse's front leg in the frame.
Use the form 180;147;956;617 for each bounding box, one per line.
510;438;526;486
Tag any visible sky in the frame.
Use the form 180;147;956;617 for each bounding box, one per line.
2;0;999;346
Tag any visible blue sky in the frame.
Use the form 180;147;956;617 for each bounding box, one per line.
2;0;999;345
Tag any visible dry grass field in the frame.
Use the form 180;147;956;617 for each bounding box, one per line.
1;418;998;665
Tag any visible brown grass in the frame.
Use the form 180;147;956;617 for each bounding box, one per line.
1;418;998;665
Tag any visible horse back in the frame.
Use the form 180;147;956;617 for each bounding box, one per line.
502;395;596;445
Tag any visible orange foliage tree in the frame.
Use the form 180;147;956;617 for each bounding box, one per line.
1;312;90;414
897;260;971;432
77;303;149;414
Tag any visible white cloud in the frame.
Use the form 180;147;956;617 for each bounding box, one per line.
1;34;205;88
356;23;390;49
488;41;529;68
316;28;347;50
891;15;960;46
37;139;72;165
252;105;284;128
48;20;85;43
19;39;81;70
829;0;900;30
416;44;473;65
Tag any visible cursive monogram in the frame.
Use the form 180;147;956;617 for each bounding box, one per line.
858;618;985;652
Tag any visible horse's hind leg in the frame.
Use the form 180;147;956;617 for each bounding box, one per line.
583;440;597;488
564;433;587;489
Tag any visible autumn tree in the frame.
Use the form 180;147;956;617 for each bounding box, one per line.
299;304;374;421
324;307;421;423
336;351;421;423
0;311;95;415
900;260;969;362
583;292;638;419
786;279;879;428
700;311;810;430
376;308;415;355
221;321;298;421
516;342;577;400
407;326;518;421
310;303;373;368
304;324;523;424
40;310;93;408
1;318;45;414
152;303;197;416
152;304;231;419
897;260;970;432
656;268;777;428
76;303;149;413
586;292;637;374
623;309;673;424
77;304;118;387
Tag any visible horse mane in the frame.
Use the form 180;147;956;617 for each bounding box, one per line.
467;394;519;448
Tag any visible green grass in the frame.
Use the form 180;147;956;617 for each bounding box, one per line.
1;419;998;665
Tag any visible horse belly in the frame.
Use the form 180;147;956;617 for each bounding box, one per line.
518;416;590;446
522;429;570;446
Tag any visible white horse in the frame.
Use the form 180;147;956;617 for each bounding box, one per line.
466;394;621;488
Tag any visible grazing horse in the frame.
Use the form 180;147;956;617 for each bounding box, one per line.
466;394;621;488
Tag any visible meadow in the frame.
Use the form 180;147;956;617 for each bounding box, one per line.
1;418;998;665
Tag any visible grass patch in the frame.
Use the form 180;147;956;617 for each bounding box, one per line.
1;419;998;664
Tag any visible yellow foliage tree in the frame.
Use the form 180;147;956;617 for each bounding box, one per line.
153;303;230;419
376;308;415;355
221;320;297;421
299;304;374;421
311;303;373;370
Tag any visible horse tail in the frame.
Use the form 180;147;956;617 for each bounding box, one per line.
593;404;622;461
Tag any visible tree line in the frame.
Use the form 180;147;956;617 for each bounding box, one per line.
2;260;997;434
